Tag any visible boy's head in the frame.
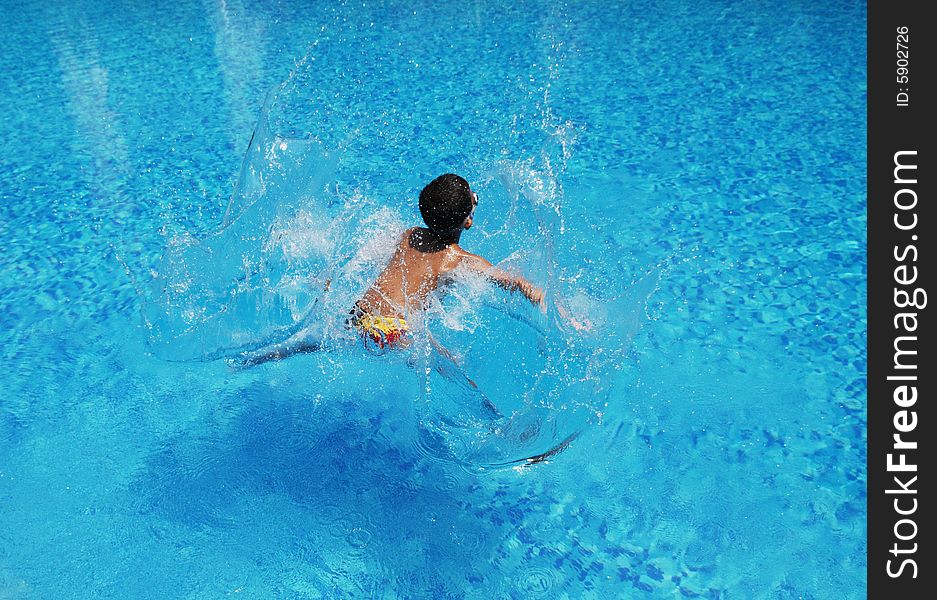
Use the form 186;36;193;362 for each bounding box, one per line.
419;174;476;235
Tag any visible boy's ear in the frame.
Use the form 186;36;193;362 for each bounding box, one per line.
464;215;473;230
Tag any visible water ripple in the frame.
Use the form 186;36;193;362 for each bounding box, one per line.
517;567;559;598
345;526;372;550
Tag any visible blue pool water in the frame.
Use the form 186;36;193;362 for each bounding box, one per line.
1;0;866;597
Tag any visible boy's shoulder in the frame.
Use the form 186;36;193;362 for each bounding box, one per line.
398;226;420;249
449;245;491;270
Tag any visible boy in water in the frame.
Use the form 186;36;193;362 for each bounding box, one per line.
349;173;543;348
239;173;543;365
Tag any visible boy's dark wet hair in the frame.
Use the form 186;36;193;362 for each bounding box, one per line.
419;174;473;234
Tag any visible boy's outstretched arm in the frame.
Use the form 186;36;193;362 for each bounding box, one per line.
460;253;544;306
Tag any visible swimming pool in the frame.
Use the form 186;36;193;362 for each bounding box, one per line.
1;0;866;597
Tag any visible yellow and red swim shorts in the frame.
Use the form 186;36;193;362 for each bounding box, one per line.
348;305;409;348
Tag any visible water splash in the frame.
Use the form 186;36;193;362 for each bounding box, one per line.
145;36;658;466
409;146;660;469
145;90;369;361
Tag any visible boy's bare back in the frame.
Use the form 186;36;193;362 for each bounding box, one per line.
359;226;542;319
354;174;544;320
358;227;463;317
